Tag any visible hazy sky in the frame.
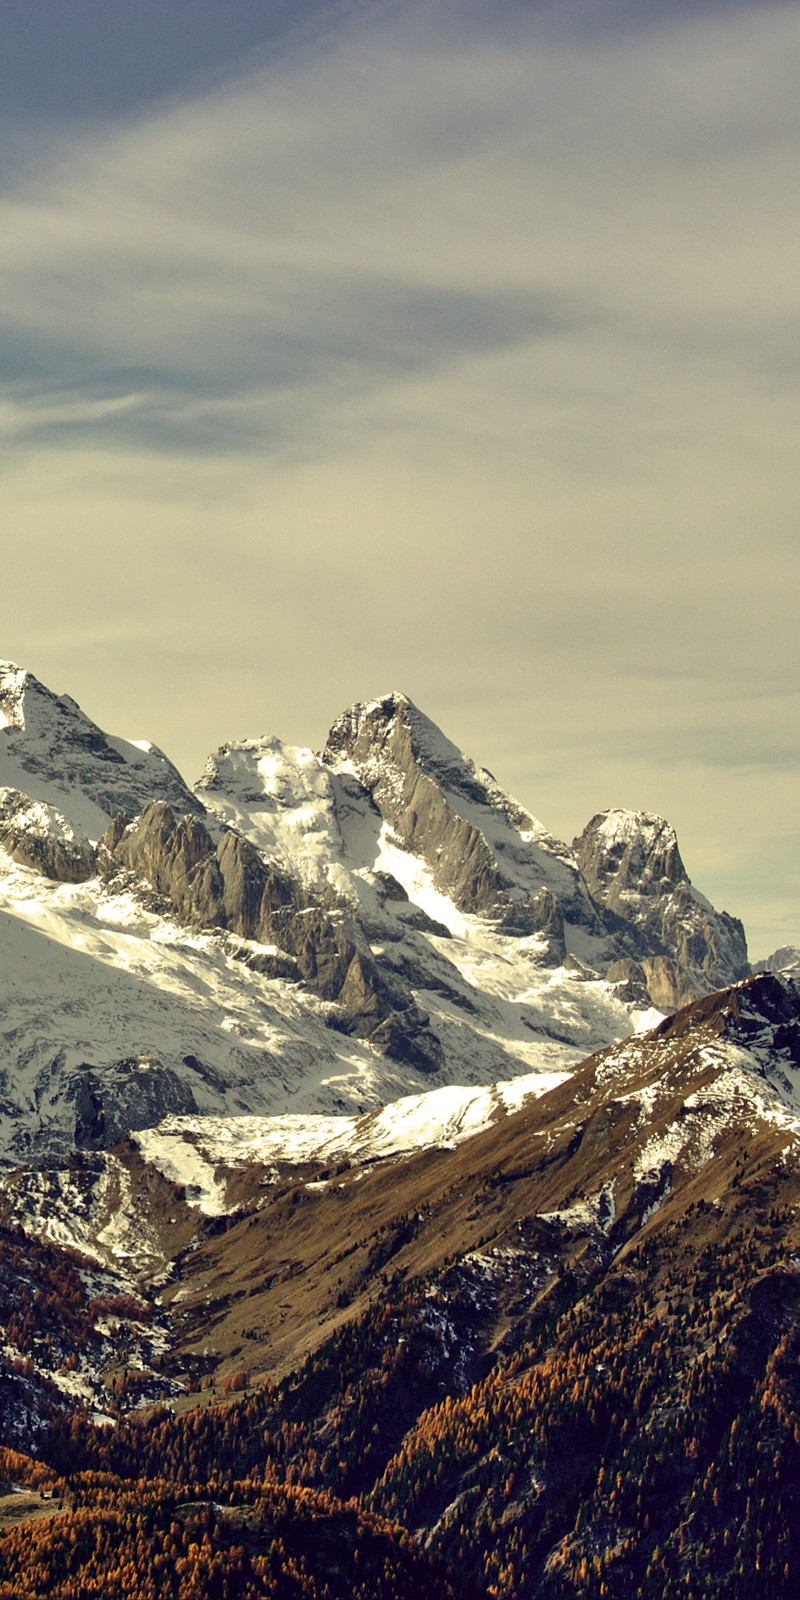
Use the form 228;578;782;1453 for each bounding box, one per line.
0;0;797;958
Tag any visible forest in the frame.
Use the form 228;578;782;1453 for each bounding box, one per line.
2;1185;800;1598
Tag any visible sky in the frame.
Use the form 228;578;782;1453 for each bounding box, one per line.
0;0;797;959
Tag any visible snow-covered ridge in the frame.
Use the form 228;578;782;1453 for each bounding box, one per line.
0;838;634;1168
134;1072;566;1214
631;1040;800;1190
0;659;765;1181
195;735;353;898
589;977;800;1199
0;659;201;842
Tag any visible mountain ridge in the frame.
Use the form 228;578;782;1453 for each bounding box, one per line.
3;973;800;1597
0;658;753;1172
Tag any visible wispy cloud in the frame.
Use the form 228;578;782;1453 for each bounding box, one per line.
0;2;795;457
0;0;797;952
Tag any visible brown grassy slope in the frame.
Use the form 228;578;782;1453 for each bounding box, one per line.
160;975;800;1390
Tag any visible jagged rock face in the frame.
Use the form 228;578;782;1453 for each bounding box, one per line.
638;955;703;1013
323;692;598;945
0;660;202;839
576;810;686;907
71;1059;198;1149
324;694;507;918
574;808;749;1008
754;946;800;981
100;803;442;1073
724;971;800;1062
0;788;96;883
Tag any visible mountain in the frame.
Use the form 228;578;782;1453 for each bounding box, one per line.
0;664;747;1169
574;807;749;1009
754;945;800;980
0;659;200;853
2;657;789;1598
2;973;800;1598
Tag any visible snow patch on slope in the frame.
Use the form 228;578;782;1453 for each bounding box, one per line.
133;1072;566;1214
0;853;429;1163
633;1041;800;1184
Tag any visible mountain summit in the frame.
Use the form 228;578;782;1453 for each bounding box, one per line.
0;660;748;1167
574;807;748;1008
0;661;200;839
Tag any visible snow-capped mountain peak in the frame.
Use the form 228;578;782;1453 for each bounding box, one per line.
576;808;687;898
321;691;590;939
0;658;201;842
0;660;762;1179
574;806;748;1007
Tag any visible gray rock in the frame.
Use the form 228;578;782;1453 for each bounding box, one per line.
574;809;749;1006
100;802;443;1071
71;1058;198;1150
605;958;651;1007
324;693;510;918
0;789;96;882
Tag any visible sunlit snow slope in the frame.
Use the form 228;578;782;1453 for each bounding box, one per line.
0;662;750;1173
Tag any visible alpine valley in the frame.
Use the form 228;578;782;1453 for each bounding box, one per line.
0;659;798;1599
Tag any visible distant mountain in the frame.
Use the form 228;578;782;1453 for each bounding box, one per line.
754;945;800;980
0;664;749;1166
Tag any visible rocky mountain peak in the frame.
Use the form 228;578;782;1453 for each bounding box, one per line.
324;691;531;824
325;690;461;784
321;691;585;938
0;657;202;842
574;806;748;1007
753;945;800;981
574;808;687;906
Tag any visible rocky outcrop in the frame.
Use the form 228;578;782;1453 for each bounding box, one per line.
99;803;442;1073
0;788;96;882
638;955;704;1013
574;809;749;1008
0;660;202;836
71;1058;198;1149
323;692;600;947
